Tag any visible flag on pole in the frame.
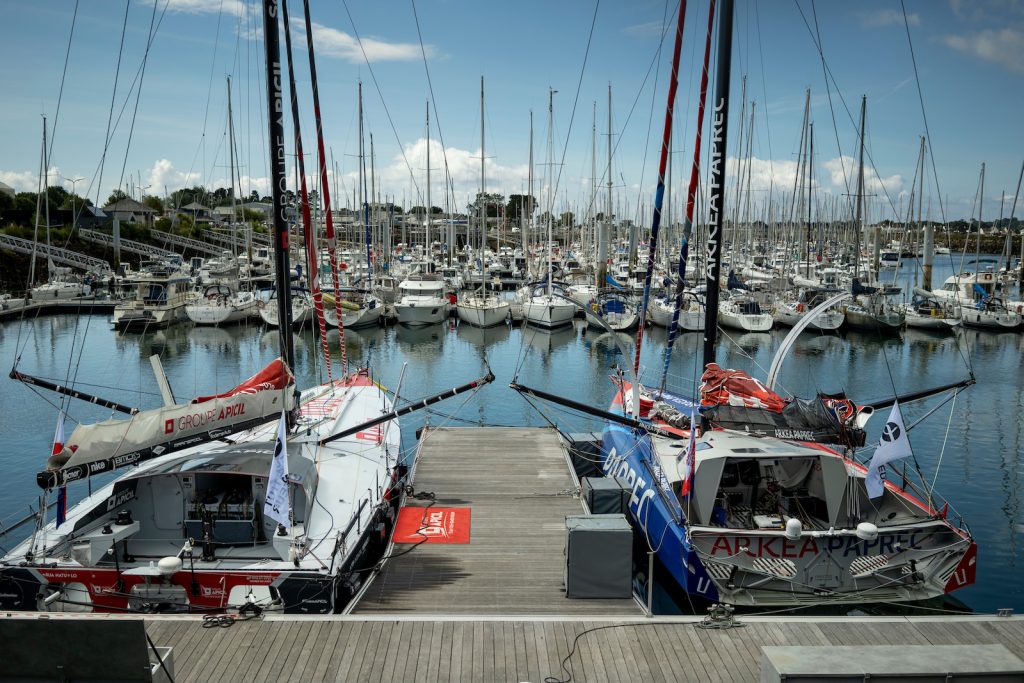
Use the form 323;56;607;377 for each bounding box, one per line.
264;412;291;528
678;412;697;497
52;412;67;527
865;400;913;499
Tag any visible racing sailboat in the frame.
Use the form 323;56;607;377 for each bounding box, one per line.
515;0;976;608
0;0;490;615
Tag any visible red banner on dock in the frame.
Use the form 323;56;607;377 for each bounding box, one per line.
394;507;471;544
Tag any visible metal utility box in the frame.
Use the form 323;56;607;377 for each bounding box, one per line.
564;514;633;599
581;476;631;515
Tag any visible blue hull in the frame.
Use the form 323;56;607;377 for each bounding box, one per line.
600;417;719;603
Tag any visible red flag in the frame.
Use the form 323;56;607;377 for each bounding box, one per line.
53;412;67;527
679;416;696;497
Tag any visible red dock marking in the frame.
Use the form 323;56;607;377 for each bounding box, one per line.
393;507;471;544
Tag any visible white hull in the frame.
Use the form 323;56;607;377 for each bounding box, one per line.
395;298;449;326
773;305;844;331
719;309;773;332
959;307;1020;329
31;282;85;300
259;296;314;328
186;293;259;326
522;296;576;329
112;302;189;329
324;302;385;329
456;297;510;328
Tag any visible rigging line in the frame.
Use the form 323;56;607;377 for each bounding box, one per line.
808;0;850;205
94;1;131;208
753;1;774;202
46;0;79;165
796;1;900;222
199;0;228;188
340;0;422;200
550;0;602;217
631;0;672;225
115;0;161;196
410;0;454;209
900;0;947;227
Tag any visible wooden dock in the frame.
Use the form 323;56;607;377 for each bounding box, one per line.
0;298;115;321
55;613;1017;683
354;426;640;616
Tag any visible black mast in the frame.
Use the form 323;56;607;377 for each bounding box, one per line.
701;0;734;368
262;0;295;371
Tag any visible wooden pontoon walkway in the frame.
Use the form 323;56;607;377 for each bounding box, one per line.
354;426;640;616
110;614;1024;682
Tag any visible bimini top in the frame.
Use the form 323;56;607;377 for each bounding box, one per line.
124;440;317;488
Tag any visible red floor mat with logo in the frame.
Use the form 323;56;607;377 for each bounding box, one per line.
393;506;471;544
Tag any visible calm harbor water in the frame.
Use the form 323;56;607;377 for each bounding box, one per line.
1;266;1022;615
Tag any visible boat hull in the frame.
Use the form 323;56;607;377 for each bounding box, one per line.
456;299;511;328
522;297;576;329
395;299;449;326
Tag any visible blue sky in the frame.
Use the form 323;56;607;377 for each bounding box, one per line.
2;0;1023;223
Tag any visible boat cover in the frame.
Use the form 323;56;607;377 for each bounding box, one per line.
40;359;294;487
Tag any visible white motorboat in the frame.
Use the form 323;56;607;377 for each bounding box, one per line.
112;260;192;330
931;271;1021;330
394;274;450;326
900;297;960;331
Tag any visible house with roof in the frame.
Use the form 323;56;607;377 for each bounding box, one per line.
102;197;156;227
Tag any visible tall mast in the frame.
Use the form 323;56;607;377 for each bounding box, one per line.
919;137;934;290
805;122;814;279
660;0;715;393
480;76;486;296
262;0;295;372
425;101;431;264
227;76;240;255
527;111;533;270
547;88;555;295
300;0;348;375
591;101;598;287
604;84;613;285
701;0;735;369
853;96;866;286
280;0;330;379
633;0;689;376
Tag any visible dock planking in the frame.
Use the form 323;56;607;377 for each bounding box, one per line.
353;427;641;616
122;615;1024;683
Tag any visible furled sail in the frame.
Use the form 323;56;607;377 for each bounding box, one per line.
38;359;294;488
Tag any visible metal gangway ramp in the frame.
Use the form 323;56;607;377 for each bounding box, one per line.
0;233;109;272
78;228;177;260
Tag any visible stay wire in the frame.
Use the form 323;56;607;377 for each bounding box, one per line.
115;0;161;196
340;0;422;200
94;0;131;208
46;0;79;165
549;0;601;218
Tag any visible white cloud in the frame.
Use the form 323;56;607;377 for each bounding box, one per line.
0;169;42;193
943;27;1024;74
162;0;247;18
859;9;919;28
373;138;528;210
623;20;666;38
296;19;432;63
723;155;903;201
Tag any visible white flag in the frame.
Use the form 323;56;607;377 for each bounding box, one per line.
264;412;291;528
865;401;913;499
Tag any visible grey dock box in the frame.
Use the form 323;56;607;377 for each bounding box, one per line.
581;476;631;514
564;514;633;598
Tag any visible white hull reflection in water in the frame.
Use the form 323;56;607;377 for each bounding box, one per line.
2;295;1023;613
